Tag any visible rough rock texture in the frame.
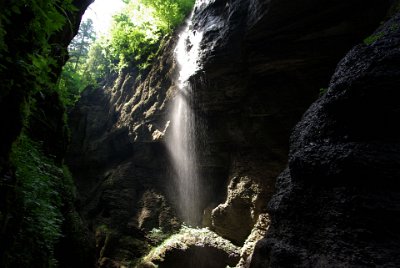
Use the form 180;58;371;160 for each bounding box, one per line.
67;37;181;267
251;11;400;268
190;0;391;243
68;0;392;265
139;227;240;268
211;176;266;245
235;213;270;268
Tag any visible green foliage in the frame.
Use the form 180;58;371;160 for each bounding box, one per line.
109;1;160;70
58;62;87;106
3;135;90;267
84;37;117;81
68;19;96;70
146;228;171;245
58;19;97;106
141;0;194;31
1;2;93;265
56;0;195;106
139;225;240;267
0;0;78;105
319;87;328;96
363;31;385;45
8;134;64;267
363;23;399;45
108;0;195;70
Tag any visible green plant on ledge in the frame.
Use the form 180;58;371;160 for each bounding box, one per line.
319;87;328;96
7;134;63;267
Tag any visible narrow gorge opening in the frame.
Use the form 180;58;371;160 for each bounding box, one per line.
1;0;398;267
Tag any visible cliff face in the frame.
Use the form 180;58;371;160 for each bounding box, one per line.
251;11;400;267
0;1;95;267
67;0;393;266
0;0;93;167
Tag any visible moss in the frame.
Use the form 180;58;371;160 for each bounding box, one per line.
139;225;240;267
363;31;385;45
6;134;64;267
146;228;171;245
2;135;93;267
319;87;328;96
364;22;399;46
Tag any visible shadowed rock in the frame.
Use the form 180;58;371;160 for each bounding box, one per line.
251;11;400;268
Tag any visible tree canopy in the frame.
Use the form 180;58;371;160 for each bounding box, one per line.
58;0;195;106
109;0;195;70
58;19;97;106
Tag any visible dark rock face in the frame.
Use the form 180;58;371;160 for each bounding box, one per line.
0;0;93;167
153;245;239;268
68;0;393;265
191;0;391;245
0;1;95;267
251;12;400;268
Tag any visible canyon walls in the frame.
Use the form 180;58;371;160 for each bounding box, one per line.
251;11;400;268
67;0;395;266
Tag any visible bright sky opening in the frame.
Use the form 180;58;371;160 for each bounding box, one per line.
82;0;126;35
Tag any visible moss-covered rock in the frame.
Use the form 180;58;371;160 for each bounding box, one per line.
139;226;240;268
0;134;94;267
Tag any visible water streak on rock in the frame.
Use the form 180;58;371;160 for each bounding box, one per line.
167;6;205;225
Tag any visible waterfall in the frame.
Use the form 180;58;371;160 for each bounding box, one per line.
166;7;205;226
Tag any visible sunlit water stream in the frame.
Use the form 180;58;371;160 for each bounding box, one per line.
166;3;207;225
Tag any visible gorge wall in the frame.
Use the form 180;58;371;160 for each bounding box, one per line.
0;0;95;267
251;10;400;268
67;0;396;267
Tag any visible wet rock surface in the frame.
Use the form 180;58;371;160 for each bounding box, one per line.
251;12;400;268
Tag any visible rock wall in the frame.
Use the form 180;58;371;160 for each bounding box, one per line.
0;1;95;267
68;0;393;266
251;10;400;268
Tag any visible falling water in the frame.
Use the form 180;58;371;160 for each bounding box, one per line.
166;7;205;225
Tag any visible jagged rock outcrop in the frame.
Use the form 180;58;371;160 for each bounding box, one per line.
211;175;267;245
251;11;400;268
68;0;393;266
236;213;270;267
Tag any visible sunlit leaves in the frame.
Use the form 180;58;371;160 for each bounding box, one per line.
68;18;96;69
58;19;97;106
58;0;195;106
109;0;195;70
141;0;194;31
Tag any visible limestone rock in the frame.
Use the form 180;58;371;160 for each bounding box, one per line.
135;190;180;232
139;227;240;268
211;176;262;245
251;11;400;268
235;213;270;268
